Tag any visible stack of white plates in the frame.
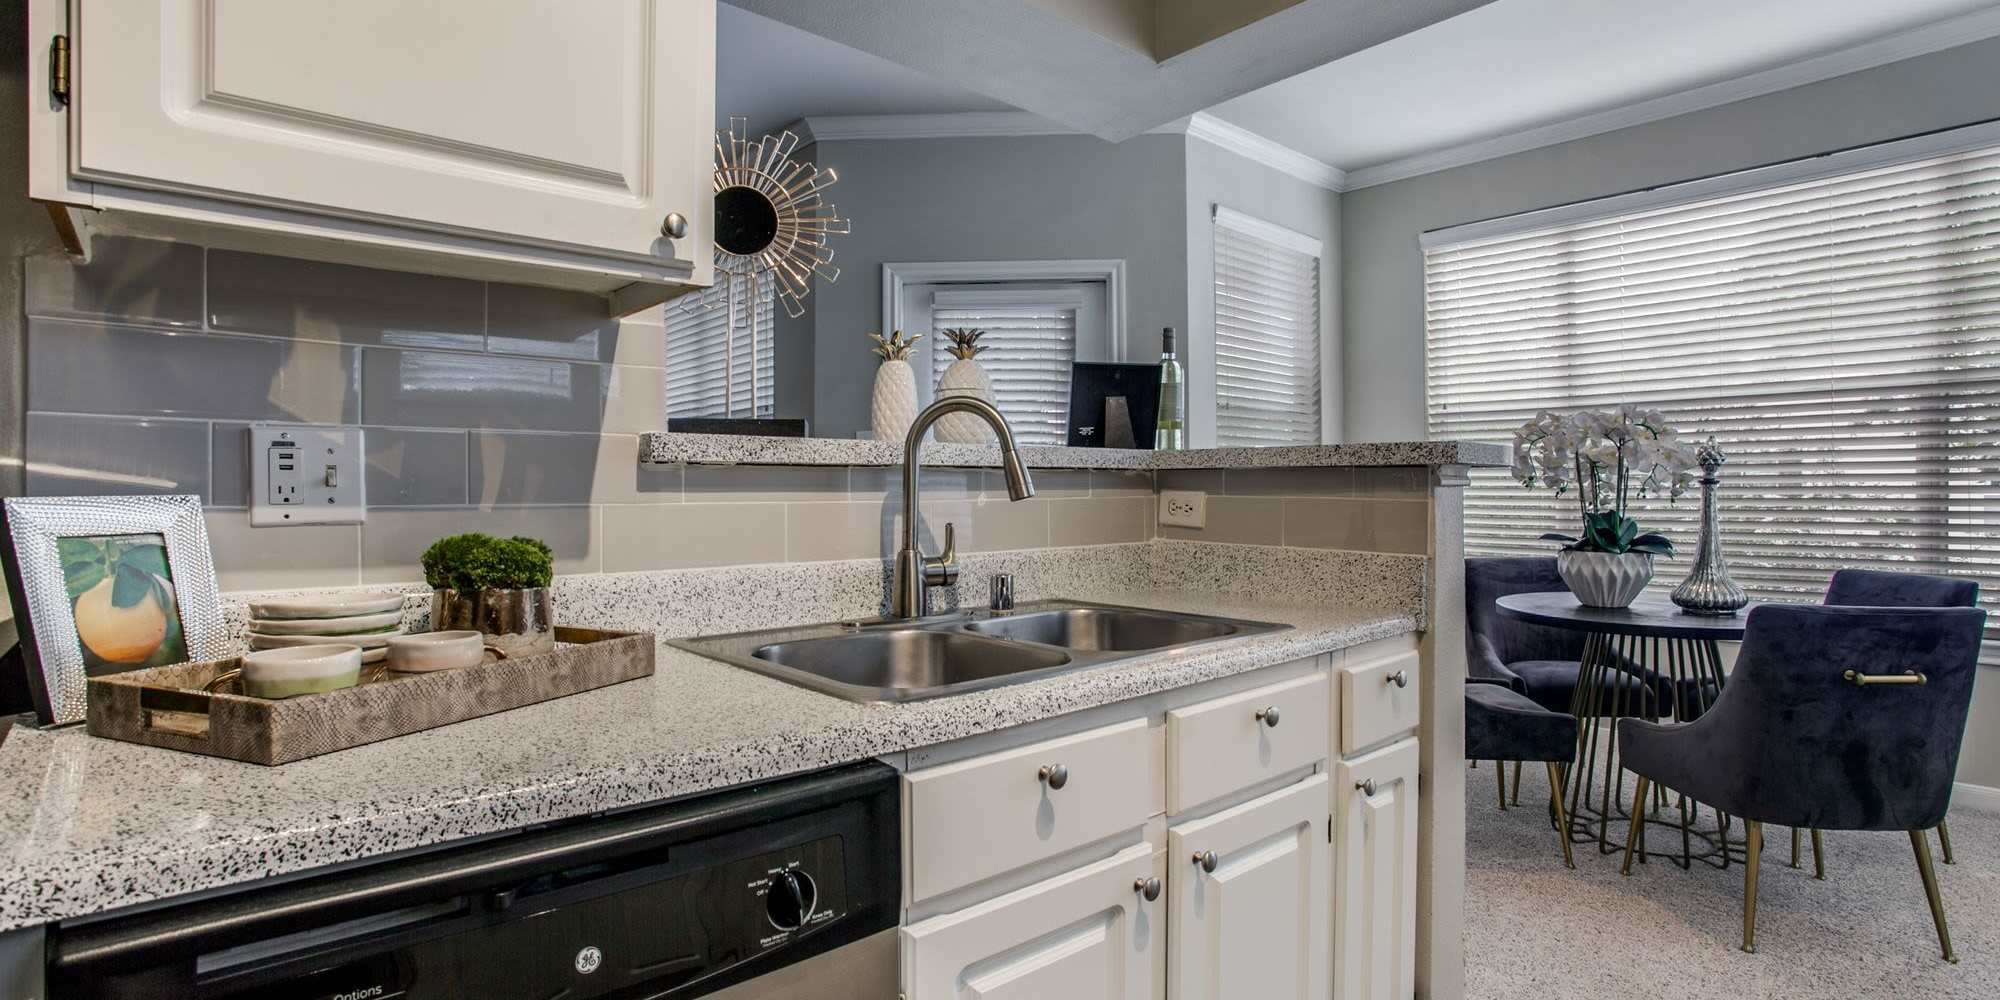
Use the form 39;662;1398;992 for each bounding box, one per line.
247;592;407;665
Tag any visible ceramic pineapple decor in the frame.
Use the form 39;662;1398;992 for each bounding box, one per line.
870;331;923;442
935;328;998;443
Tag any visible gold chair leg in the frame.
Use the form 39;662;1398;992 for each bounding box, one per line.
1511;761;1523;806
1790;828;1801;868
1811;829;1825;880
1911;830;1958;963
1744;820;1760;952
1621;775;1650;876
1496;760;1508;810
1547;763;1576;870
1938;820;1955;865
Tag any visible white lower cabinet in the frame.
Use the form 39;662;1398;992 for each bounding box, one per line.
902;843;1165;1000
1165;774;1331;1000
1332;738;1420;1000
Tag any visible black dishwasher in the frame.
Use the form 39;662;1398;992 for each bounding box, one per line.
47;762;900;1000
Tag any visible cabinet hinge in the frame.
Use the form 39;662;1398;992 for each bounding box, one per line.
49;35;70;107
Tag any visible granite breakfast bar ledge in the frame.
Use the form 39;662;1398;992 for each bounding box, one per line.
639;431;1509;470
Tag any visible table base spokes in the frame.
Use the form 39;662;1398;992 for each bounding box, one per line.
1558;633;1745;869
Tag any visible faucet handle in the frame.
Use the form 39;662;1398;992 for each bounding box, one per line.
923;522;960;587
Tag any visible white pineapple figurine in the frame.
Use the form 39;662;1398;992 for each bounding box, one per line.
869;330;922;443
934;327;998;443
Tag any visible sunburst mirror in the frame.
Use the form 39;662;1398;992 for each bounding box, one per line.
677;116;850;417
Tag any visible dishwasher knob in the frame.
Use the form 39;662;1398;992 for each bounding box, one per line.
765;869;818;931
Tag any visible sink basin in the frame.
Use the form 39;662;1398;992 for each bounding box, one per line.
673;601;1288;703
964;607;1238;651
751;630;1072;702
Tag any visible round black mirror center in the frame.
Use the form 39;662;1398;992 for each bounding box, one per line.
714;186;780;256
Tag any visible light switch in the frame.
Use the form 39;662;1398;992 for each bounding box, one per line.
250;424;366;526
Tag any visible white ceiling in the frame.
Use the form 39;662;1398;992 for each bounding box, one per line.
1208;0;2000;173
716;4;1008;137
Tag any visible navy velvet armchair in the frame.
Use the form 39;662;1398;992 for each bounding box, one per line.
1616;603;1985;961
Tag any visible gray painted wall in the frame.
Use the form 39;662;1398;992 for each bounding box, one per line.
799;133;1189;439
1340;33;2000;441
1183;136;1341;447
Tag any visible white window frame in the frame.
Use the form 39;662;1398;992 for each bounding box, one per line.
1210;205;1326;448
882;259;1127;360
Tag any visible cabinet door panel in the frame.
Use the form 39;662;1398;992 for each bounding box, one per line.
1166;775;1330;1000
1333;739;1420;1000
902;845;1164;1000
74;0;711;265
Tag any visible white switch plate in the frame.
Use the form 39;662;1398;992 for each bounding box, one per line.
1158;490;1206;528
249;425;366;526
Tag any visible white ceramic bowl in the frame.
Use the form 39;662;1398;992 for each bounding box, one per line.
387;630;488;673
250;610;404;636
249;631;394;652
248;591;406;621
240;644;363;699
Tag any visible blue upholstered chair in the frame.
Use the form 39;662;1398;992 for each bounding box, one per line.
1616;603;1985;961
1466;557;1589;712
1466;680;1580;868
1811;568;1981;871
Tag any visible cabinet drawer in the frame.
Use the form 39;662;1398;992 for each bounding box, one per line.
902;843;1165;1000
1167;673;1329;814
1340;650;1420;755
905;718;1161;903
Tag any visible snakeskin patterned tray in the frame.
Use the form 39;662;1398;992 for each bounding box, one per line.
84;627;654;765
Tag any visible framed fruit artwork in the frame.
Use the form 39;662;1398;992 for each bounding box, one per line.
0;495;225;725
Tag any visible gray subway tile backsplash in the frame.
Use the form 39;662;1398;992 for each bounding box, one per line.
211;423;252;508
362;507;600;584
25;237;204;327
28;318;360;423
25;413;212;500
207;248;484;350
485;284;621;362
361;347;609;431
368;429;471;507
468;431;615;506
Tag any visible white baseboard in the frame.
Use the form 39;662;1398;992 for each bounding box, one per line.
1953;780;2000;814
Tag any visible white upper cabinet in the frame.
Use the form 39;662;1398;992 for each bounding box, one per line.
30;0;714;308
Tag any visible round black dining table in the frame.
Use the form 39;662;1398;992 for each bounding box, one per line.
1495;592;1765;869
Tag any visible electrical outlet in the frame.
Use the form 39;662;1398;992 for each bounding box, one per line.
1158;490;1207;529
249;424;366;526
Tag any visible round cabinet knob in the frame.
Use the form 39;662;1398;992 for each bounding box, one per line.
1193;850;1218;873
661;211;690;239
1356;779;1378;797
764;869;817;932
1038;764;1069;790
1134;876;1162;901
1255;706;1281;728
1386;670;1409;689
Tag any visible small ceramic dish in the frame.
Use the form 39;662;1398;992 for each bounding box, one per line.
250;610;404;635
249;631;394;651
248;591;406;621
238;644;363;699
387;630;498;673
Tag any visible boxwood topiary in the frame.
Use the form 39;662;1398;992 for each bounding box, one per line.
420;533;555;593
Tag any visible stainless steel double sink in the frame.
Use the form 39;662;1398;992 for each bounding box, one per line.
673;601;1289;704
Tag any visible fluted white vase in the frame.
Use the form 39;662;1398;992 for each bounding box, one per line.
872;359;919;443
1557;550;1654;608
934;358;997;443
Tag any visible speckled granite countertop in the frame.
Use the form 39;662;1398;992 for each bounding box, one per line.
0;589;1417;933
640;432;1508;470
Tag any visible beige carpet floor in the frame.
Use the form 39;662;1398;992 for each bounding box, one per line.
1464;762;2000;999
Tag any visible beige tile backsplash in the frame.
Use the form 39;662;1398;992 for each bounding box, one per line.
25;236;1439;593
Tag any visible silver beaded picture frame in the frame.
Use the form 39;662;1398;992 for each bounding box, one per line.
0;495;226;726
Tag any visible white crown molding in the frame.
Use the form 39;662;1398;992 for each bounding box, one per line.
1181;112;1347;192
793;110;1346;192
1344;5;2000;191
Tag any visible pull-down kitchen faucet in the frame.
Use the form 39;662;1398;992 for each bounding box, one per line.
892;397;1036;619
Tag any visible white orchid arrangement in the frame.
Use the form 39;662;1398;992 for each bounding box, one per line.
1511;405;1700;556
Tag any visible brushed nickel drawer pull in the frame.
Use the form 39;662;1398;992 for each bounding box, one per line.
1386;670;1409;688
1134;876;1162;901
1356;779;1378;796
1038;764;1069;789
1255;706;1281;728
1193;850;1218;873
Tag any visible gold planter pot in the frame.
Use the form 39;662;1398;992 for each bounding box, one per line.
430;587;555;658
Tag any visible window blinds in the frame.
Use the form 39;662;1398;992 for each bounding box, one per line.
1425;142;2000;642
664;283;774;419
1214;208;1322;447
931;293;1077;447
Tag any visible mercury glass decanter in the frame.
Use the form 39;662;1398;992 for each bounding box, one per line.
1671;437;1749;615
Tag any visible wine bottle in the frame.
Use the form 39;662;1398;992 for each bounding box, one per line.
1156;326;1186;451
